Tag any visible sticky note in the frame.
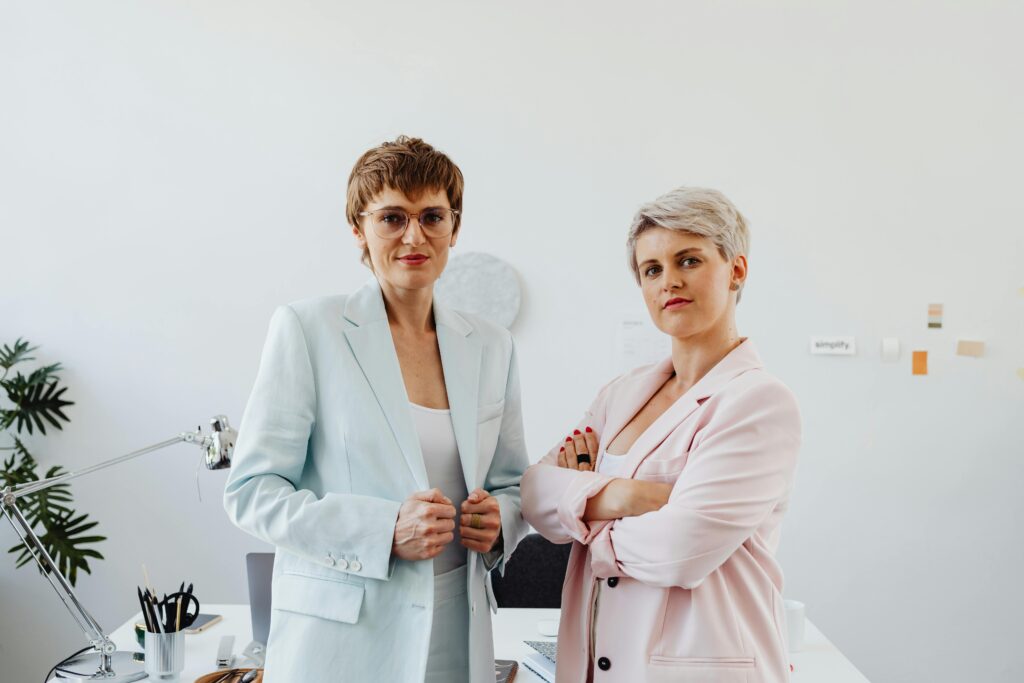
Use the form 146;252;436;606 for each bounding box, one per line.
927;304;943;329
956;340;985;358
881;337;900;362
1018;368;1024;381
912;351;928;375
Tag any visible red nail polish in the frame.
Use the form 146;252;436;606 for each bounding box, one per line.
573;429;581;435
565;436;572;442
585;426;593;433
560;447;565;452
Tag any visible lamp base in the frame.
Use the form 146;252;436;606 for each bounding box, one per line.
52;650;147;682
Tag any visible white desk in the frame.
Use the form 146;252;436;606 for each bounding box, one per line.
87;603;869;682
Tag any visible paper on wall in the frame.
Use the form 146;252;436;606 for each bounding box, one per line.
956;340;985;358
928;303;943;329
881;337;900;362
613;316;670;374
810;336;856;355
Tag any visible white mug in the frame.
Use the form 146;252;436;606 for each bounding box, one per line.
784;599;806;653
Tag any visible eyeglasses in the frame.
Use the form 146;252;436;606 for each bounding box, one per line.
357;207;459;239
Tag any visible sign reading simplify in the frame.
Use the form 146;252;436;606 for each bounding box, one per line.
810;336;857;355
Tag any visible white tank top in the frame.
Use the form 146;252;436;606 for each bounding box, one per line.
598;451;630;476
409;402;469;575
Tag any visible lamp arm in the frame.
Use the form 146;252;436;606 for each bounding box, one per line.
13;431;209;499
1;495;116;661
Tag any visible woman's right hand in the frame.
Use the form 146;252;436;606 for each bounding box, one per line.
392;488;457;561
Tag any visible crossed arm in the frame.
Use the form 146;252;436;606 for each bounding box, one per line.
520;381;801;589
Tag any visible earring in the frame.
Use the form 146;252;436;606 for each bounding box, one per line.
730;283;740;291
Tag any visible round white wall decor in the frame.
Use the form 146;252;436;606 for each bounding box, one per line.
434;251;521;329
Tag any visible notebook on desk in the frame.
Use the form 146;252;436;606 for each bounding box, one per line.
522;641;556;682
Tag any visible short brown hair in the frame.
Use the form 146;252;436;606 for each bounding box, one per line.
346;136;464;267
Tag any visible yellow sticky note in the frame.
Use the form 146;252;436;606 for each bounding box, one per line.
1018;368;1024;381
956;340;985;358
912;351;928;375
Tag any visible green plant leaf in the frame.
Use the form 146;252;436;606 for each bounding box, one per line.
0;339;36;370
5;380;74;435
1;341;103;587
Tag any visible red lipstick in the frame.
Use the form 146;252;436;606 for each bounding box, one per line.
398;253;429;266
663;297;693;310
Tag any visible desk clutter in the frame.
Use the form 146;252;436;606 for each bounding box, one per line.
136;568;202;680
136;582;200;634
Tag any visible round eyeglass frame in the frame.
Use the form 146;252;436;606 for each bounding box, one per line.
357;207;460;239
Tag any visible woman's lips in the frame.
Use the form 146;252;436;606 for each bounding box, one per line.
663;298;693;310
398;254;429;265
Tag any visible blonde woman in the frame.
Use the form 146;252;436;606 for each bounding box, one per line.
521;187;801;683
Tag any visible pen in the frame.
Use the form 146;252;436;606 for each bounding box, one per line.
137;587;152;632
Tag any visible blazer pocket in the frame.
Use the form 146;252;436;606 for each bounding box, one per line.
478;398;506;423
274;572;365;624
635;453;689;480
648;656;755;683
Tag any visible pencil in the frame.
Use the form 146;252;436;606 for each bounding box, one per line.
142;565;165;634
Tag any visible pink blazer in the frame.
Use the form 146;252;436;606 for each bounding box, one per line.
520;340;801;683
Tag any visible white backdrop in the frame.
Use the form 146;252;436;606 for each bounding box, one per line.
2;2;1022;681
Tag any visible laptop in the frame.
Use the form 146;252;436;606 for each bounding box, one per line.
245;552;275;647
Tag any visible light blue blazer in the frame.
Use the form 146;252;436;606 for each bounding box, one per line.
223;279;530;682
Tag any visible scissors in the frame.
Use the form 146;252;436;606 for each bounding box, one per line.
160;589;201;632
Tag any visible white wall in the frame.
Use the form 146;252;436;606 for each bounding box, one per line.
3;1;1022;681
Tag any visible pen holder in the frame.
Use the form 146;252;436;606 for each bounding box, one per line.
145;630;185;679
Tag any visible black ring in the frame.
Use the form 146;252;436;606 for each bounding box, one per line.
576;453;591;465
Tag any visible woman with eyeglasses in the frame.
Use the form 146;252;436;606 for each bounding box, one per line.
224;136;529;683
521;187;802;683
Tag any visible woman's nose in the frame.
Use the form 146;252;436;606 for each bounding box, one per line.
402;218;427;245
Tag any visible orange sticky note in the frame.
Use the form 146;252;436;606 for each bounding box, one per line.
912;351;928;375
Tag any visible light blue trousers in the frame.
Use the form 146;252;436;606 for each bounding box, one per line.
424;564;470;683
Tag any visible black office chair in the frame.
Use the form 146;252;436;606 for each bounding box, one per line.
490;533;572;608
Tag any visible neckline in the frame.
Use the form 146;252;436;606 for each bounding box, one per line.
409;401;451;415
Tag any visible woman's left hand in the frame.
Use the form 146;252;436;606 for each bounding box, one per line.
459;489;502;553
557;427;600;472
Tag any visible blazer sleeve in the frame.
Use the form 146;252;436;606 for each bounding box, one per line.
587;379;801;589
520;379;618;545
223;305;402;582
479;338;531;576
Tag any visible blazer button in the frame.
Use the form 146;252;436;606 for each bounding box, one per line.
606;577;619;588
336;559;349;570
326;556;336;567
349;560;362;572
597;657;611;671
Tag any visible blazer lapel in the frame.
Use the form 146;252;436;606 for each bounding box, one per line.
435;303;481;491
607;340;766;478
342;280;429;490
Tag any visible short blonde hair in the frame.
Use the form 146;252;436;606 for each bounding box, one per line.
626;186;751;302
346;136;464;267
